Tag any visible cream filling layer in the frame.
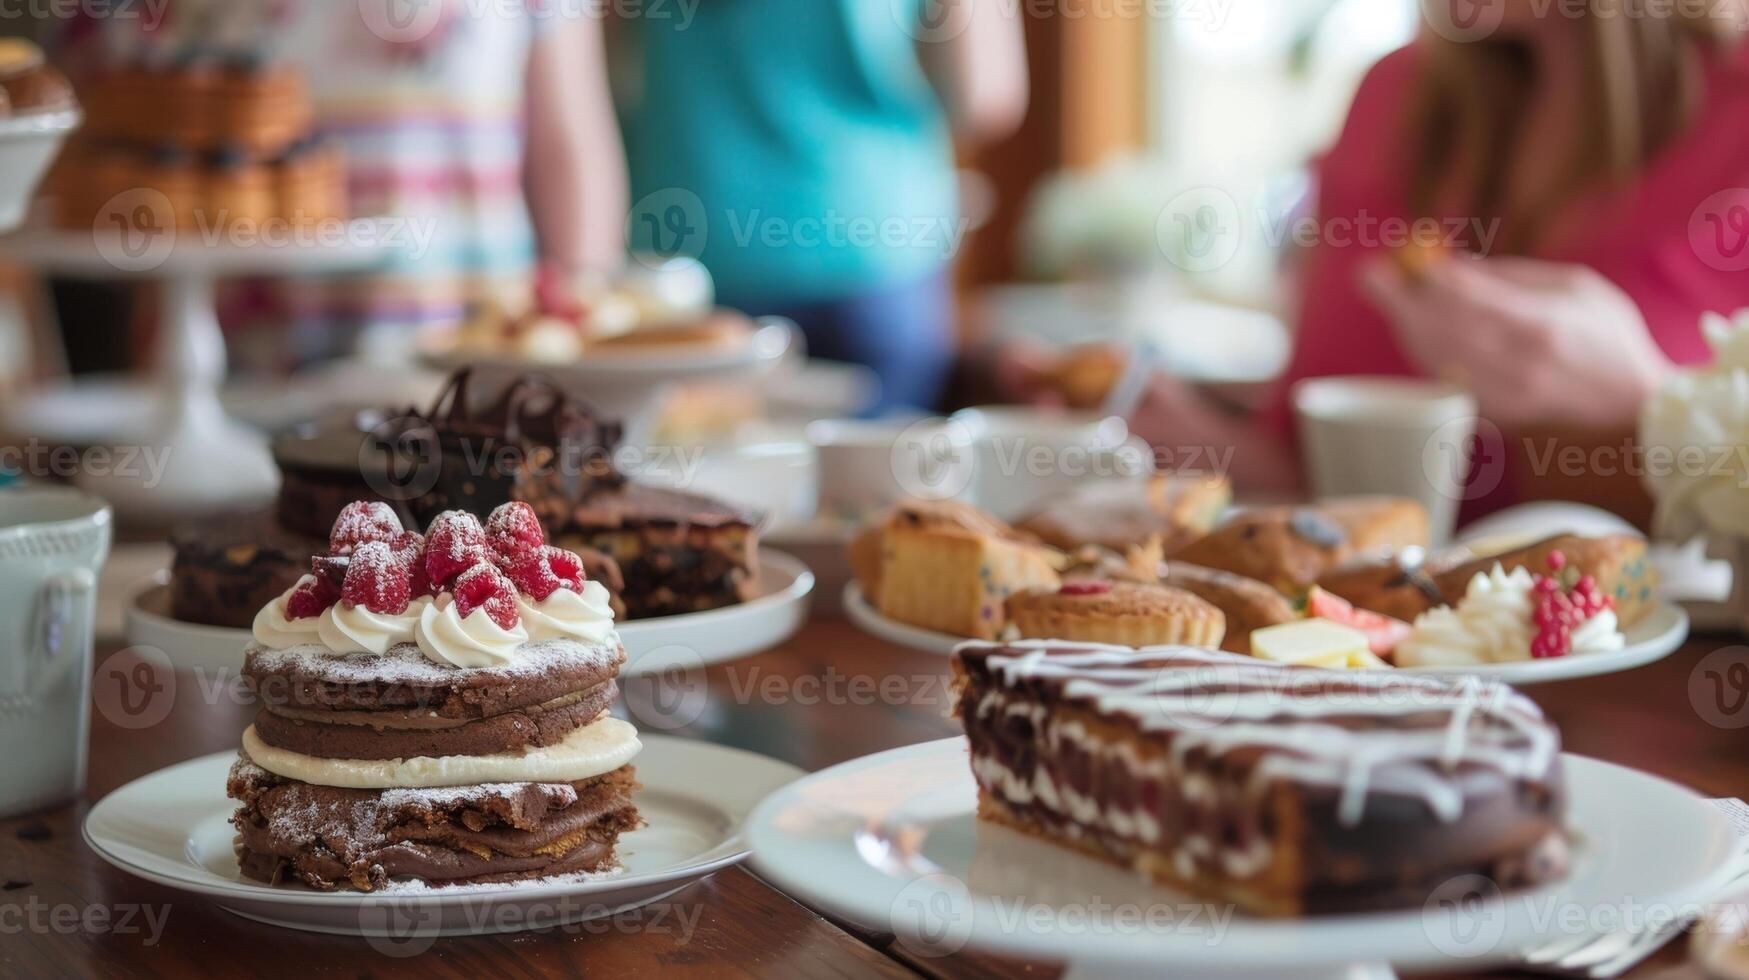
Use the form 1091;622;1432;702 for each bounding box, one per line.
240;716;641;789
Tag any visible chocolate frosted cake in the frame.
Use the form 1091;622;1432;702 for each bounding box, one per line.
952;641;1568;916
228;501;641;891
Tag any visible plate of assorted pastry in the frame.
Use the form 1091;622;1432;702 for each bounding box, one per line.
843;484;1687;684
747;641;1740;972
91;501;804;936
128;369;813;676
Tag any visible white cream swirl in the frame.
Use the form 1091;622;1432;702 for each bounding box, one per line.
514;580;617;645
317;597;429;655
251;577;327;649
415;593;530;668
1397;565;1537;667
1570;607;1626;655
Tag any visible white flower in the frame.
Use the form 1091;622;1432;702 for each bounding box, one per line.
1639;308;1749;538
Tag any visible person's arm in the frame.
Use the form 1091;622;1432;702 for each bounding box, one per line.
523;15;627;278
915;0;1029;143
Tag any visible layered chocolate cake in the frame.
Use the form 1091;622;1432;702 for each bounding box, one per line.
952;641;1568;916
228;501;640;890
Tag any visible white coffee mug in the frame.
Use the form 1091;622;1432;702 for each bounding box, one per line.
1293;376;1478;546
0;487;112;817
806;417;977;522
952;406;1152;522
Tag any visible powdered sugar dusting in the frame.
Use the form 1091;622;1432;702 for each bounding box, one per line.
378;783;580;810
373;864;627;894
330;501;402;553
247;635;624;685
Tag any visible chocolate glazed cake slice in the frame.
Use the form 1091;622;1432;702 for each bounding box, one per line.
951;641;1569;916
227;501;643;891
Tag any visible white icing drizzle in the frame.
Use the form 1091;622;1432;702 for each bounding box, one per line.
960;640;1559;835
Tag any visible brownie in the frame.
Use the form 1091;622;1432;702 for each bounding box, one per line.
169;512;324;629
558;483;761;619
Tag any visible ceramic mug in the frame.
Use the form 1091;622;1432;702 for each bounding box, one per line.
951;406;1152;522
0;487;112;817
1293;377;1479;546
806;417;977;523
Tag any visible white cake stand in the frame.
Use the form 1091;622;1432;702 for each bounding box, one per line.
0;221;392;519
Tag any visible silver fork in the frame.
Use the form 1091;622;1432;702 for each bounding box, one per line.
1516;857;1749;978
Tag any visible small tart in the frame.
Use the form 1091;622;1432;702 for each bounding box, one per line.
1005;581;1225;649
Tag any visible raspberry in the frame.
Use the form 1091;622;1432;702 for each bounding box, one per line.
1059;581;1114;596
544;546;586;592
391;531;433;598
285;575;339;619
425;511;489;586
500;548;560;600
1527;570;1615;659
453;562;520;630
501;545;588;601
329;501;402;555
486;501;545;555
341;541;413;614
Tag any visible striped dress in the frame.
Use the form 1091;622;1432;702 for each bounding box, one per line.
63;0;545;361
272;2;542;354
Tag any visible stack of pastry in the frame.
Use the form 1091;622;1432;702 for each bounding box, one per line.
49;55;345;230
228;501;640;890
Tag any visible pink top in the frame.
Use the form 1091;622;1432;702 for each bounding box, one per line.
1271;42;1749;515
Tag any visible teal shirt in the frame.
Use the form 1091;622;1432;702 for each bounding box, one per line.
621;0;958;304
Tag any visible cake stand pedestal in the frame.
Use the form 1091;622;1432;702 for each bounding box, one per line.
0;222;393;520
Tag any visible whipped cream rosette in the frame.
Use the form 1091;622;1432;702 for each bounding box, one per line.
1640;308;1749;539
1397;553;1624;667
229;501;641;892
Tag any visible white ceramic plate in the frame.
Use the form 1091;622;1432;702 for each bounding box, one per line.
0;218;394;277
747;737;1739;973
125;550;814;676
85;734;803;937
843;583;1689;685
420;318;791;377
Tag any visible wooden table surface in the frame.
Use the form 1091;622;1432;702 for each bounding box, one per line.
3;615;1745;979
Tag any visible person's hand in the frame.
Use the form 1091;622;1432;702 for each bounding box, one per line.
1359;256;1673;429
